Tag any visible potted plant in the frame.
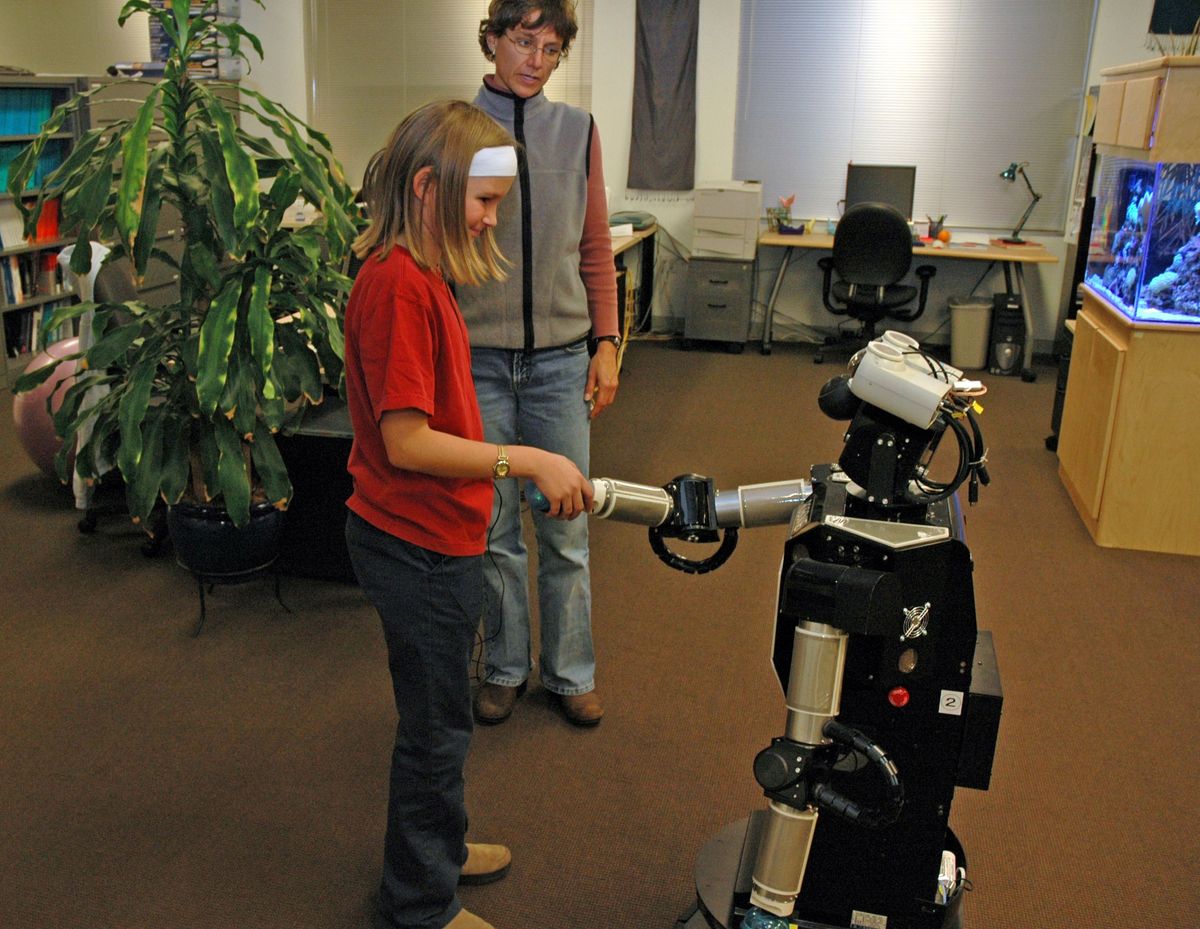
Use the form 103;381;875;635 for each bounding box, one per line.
9;0;357;569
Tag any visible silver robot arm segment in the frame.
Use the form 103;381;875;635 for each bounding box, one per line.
588;475;812;575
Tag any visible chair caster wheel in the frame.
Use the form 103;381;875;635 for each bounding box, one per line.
814;353;825;364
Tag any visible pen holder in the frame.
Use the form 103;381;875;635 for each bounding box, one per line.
766;206;791;233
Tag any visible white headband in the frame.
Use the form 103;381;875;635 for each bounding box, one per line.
469;145;518;177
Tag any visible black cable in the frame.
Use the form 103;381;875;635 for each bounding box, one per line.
471;482;507;686
909;411;971;504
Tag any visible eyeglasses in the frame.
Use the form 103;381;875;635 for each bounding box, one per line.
504;32;563;62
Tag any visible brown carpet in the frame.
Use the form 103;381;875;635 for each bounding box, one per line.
2;339;1197;929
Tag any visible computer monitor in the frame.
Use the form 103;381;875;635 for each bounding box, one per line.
845;164;917;221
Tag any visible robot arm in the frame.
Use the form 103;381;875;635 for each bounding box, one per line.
588;475;811;574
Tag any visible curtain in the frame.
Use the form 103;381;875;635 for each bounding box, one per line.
627;0;698;191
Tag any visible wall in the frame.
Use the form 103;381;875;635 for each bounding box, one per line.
590;0;742;334
2;1;1162;352
0;0;146;75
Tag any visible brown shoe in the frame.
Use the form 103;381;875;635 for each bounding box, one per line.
555;690;604;726
459;842;512;885
444;909;496;929
473;681;526;724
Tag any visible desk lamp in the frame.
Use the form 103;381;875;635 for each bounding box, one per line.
999;161;1042;244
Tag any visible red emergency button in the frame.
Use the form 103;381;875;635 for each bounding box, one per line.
888;686;910;708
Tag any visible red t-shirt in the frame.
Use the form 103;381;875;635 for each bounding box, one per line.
343;246;493;556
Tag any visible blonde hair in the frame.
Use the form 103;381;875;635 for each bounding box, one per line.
353;100;515;286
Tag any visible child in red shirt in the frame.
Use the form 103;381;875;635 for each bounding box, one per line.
343;99;593;929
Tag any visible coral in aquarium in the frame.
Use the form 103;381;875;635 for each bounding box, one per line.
1139;164;1200;318
1095;172;1153;307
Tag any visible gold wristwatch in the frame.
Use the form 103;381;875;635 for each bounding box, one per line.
491;444;510;480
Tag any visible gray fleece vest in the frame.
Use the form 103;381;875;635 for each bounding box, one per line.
456;83;593;351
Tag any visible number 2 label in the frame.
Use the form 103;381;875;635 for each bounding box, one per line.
939;690;964;716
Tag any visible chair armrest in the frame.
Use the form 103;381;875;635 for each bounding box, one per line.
893;265;937;323
817;255;843;315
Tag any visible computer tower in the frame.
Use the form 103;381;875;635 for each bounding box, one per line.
988;293;1024;376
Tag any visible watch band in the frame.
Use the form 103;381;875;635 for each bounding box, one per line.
491;444;510;480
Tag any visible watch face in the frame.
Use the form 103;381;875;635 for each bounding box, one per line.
494;462;509;478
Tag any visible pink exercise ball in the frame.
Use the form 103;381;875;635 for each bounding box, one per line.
12;336;80;477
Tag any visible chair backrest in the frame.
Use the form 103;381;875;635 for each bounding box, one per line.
832;202;913;287
95;258;139;304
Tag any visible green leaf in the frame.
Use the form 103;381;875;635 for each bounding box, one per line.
250;423;291;510
158;413;191;504
115;89;161;255
221;349;257;439
196;277;242;415
246;263;274;373
11;344;86;394
275;322;323;402
69;227;95;276
213;417;251;527
85;317;144;370
198;128;239;253
115;358;157;478
68;159;114;235
200;88;260;244
39;127;104;194
132;145;168;276
125;408;165;524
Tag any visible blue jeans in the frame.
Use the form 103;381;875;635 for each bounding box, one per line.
345;512;480;929
471;342;595;696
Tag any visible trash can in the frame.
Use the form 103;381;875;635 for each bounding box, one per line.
949;296;992;369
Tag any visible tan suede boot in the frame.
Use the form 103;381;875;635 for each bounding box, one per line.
555;690;604;726
473;681;526;724
444;909;496;929
458;842;512;885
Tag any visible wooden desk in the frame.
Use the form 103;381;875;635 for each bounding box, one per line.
758;231;1058;372
611;223;656;338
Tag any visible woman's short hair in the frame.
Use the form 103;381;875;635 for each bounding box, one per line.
478;0;579;62
353;100;516;287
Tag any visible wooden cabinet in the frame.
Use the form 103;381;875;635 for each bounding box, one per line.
1093;56;1200;162
1057;286;1200;555
0;75;89;388
684;257;753;351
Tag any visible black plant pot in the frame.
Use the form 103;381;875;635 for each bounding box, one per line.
167;501;285;579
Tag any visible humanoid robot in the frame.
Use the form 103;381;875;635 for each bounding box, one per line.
551;332;1003;929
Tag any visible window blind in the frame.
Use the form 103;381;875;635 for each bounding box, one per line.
304;0;593;189
734;0;1094;234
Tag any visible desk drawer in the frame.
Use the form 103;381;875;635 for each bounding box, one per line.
685;258;752;344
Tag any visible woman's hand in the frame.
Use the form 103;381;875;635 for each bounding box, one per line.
585;340;620;419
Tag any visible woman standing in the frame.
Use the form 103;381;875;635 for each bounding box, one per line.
459;0;620;728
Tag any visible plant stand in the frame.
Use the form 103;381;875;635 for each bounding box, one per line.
186;561;290;637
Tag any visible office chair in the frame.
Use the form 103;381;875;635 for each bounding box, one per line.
815;202;936;363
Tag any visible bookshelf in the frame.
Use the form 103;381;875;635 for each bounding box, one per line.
0;75;89;390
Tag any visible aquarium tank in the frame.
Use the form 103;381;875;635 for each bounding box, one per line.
1084;157;1200;324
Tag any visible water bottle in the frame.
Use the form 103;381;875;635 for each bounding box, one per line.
740;906;790;929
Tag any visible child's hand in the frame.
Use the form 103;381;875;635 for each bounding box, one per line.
529;451;594;519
